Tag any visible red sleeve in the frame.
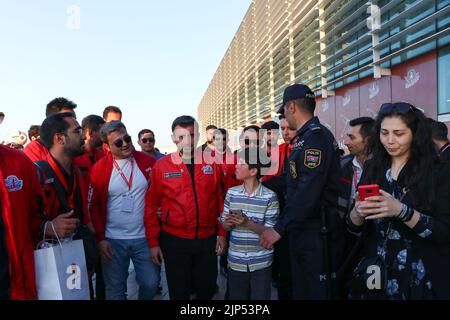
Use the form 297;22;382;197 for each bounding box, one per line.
215;164;227;237
88;163;105;242
144;162;162;248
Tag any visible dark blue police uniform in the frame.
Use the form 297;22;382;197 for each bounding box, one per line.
265;116;344;299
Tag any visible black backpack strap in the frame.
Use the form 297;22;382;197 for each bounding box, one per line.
35;160;72;213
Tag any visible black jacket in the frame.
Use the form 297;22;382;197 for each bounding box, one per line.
352;160;450;299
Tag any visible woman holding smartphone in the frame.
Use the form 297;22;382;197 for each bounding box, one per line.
347;102;450;299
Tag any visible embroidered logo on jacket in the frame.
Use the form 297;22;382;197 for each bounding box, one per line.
304;149;322;169
202;165;214;175
4;175;23;192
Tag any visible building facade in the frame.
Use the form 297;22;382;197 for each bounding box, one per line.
197;0;450;146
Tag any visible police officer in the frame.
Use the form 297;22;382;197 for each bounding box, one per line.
261;84;344;300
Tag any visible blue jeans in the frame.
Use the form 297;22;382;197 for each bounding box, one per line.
102;238;160;300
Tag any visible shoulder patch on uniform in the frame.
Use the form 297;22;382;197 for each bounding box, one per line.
304;149;322;169
164;172;182;179
3;175;23;192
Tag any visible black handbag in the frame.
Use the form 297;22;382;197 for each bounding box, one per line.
347;222;392;299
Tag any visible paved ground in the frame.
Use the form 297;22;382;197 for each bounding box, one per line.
123;258;277;300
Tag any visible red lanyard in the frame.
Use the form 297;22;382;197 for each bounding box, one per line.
113;158;134;191
47;155;77;209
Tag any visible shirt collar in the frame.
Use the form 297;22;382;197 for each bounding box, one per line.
237;182;263;197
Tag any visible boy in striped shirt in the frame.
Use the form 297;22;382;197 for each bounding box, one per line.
220;147;279;300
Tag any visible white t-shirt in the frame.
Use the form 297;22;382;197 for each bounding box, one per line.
105;157;148;239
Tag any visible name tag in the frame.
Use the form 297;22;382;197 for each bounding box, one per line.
164;172;182;179
121;193;134;213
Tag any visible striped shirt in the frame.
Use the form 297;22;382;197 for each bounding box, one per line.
220;183;279;272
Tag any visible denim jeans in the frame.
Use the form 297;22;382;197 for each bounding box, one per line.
102;238;160;300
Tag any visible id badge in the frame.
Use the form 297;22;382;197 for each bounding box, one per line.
121;193;134;213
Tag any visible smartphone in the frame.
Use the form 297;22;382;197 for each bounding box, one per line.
229;209;244;218
358;184;380;201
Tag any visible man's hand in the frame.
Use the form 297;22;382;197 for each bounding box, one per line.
216;236;228;256
99;240;113;261
150;246;164;266
260;228;281;249
46;211;79;238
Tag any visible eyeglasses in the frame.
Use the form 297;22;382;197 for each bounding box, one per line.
113;134;132;148
244;138;259;146
141;137;155;144
379;102;415;115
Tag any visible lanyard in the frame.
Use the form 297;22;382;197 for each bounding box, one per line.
113;158;134;191
353;165;359;189
47;155;77;209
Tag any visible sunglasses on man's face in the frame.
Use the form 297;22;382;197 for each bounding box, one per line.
379;102;415;115
113;134;132;148
141;137;155;144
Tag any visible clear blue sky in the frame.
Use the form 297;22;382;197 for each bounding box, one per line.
0;0;251;147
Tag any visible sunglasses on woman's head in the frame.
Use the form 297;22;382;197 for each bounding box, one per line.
113;134;132;148
379;102;415;115
141;137;155;143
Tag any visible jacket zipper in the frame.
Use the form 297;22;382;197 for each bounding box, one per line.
190;167;200;239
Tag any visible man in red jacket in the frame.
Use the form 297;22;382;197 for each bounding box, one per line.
89;121;159;300
0;144;42;300
73;114;105;183
145;115;227;300
24;97;78;162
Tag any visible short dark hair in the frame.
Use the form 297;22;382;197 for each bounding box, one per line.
215;128;227;136
81;115;105;132
40;112;75;149
430;120;449;142
138;129;155;140
100;121;127;144
261;121;279;130
349;117;375;140
45;98;77;117
28;125;40;140
206;125;218;131
171;115;198;132
103;106;122;119
243;125;260;133
293;98;316;114
237;147;264;179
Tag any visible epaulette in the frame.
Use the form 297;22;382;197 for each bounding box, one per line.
310;125;321;133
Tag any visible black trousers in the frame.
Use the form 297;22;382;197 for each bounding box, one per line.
273;234;292;300
289;227;343;300
160;231;217;300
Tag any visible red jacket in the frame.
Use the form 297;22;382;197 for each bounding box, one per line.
209;149;241;191
262;143;292;182
23;139;49;162
89;150;156;242
0;145;42;299
145;152;226;248
73;147;105;183
37;154;91;226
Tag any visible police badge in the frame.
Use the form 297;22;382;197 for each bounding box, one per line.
289;161;298;179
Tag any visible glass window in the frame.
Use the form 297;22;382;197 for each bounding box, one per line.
438;45;450;115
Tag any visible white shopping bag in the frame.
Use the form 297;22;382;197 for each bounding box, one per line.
34;223;90;300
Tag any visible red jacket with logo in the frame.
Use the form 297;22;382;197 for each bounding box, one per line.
89;151;156;242
23;139;49;162
209;149;241;191
145;152;226;248
37;154;91;226
73;147;105;183
0;145;42;299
